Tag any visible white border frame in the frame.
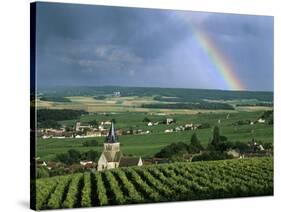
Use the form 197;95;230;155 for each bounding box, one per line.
0;0;280;211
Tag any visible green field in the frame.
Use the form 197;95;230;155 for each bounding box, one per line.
37;110;273;161
33;157;273;210
36;86;273;161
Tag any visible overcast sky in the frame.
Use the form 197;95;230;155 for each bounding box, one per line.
36;2;273;91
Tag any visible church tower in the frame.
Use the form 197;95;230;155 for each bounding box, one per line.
97;122;122;171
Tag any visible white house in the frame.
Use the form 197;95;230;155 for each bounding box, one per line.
258;118;266;123
166;118;174;125
80;160;93;166
185;123;193;128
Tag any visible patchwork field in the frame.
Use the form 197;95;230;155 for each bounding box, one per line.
36;94;273;113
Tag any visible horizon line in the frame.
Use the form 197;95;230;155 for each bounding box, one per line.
37;84;274;93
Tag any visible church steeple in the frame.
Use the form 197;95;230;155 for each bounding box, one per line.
106;122;118;143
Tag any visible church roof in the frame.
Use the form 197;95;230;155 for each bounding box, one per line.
103;151;122;162
106;122;118;143
119;157;141;167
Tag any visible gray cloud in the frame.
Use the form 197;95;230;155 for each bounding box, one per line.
36;2;273;91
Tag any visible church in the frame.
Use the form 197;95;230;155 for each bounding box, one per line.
97;122;143;171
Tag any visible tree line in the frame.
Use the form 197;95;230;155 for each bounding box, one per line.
141;102;234;110
155;125;271;162
37;109;88;128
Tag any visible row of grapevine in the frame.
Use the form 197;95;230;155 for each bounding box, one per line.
81;173;92;207
112;169;143;203
95;172;108;206
134;167;173;201
46;176;71;209
62;173;83;208
103;171;126;204
124;168;161;202
35;157;273;210
35;178;58;210
147;167;189;200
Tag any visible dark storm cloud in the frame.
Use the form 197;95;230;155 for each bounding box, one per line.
36;2;273;91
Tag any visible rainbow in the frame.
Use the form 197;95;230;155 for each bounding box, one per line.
178;13;246;91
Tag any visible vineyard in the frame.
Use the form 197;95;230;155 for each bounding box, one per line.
34;157;273;210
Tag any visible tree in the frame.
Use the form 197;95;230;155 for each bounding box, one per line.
49;167;66;177
211;126;220;149
68;149;81;164
192;151;233;162
189;133;203;153
155;142;188;158
233;141;251;153
55;153;70;164
85;150;99;161
143;117;151;122
55;149;81;164
220;135;228;142
88;120;99;127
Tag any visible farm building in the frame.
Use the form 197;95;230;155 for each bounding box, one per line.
119;157;143;167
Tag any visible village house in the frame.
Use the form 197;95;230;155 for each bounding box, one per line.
257;118;266;123
46;161;63;170
83;162;96;170
41;128;73;139
86;130;102;137
75;122;91;131
113;91;121;97
166;118;175;125
185;123;193;128
101;121;112;126
80;160;94;166
164;129;173;133
36;160;47;167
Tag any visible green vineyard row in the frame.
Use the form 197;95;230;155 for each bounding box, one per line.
34;157;273;210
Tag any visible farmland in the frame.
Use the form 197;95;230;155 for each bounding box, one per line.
37;86;273;113
33;157;273;210
37;110;273;161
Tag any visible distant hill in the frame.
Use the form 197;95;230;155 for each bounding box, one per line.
38;86;273;102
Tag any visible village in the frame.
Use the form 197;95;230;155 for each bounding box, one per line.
38;114;268;139
36;118;273;179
